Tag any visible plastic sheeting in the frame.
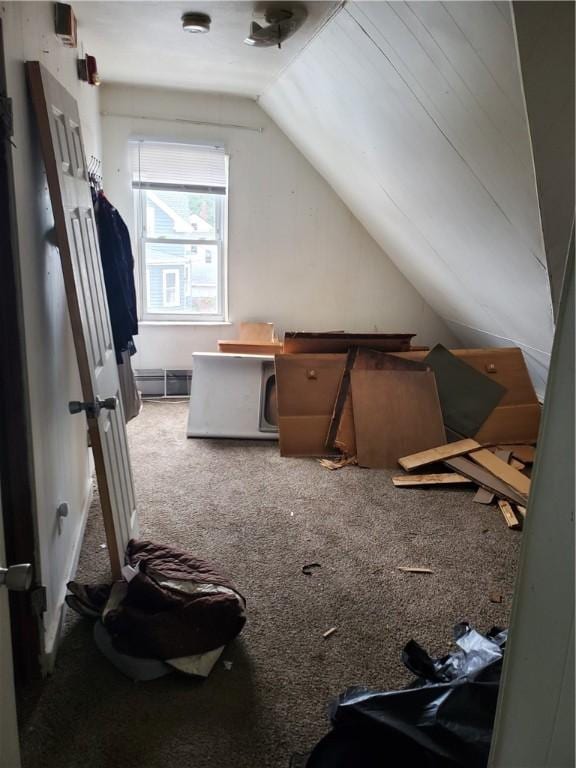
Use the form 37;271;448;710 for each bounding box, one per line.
306;623;507;768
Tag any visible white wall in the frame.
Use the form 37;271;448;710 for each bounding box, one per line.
100;84;456;371
260;1;554;397
490;242;574;768
513;1;575;316
1;1;100;660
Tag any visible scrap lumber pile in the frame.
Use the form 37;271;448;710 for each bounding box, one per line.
274;333;541;468
394;439;535;529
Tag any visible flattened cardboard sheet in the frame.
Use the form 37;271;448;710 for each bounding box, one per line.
351;370;446;468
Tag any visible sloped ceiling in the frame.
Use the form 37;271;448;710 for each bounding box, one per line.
260;1;554;395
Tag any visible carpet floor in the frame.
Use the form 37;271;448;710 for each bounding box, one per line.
20;401;521;768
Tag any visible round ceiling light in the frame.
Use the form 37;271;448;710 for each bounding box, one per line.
181;12;211;33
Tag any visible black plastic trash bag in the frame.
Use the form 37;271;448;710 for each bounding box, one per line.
306;622;507;768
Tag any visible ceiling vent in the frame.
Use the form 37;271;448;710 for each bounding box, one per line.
244;6;307;48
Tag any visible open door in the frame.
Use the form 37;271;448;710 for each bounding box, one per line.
0;490;33;768
26;62;137;578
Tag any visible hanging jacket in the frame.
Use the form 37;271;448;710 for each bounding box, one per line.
94;191;138;363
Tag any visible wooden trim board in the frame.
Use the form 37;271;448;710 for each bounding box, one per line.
398;438;480;471
444;456;528;506
469;449;531;496
498;500;521;529
473;450;511;504
393;473;471;487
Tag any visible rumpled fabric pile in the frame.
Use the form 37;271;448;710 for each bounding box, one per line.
67;539;246;681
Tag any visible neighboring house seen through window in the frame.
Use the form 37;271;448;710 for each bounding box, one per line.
131;141;228;321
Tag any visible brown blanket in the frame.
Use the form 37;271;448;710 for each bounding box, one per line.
103;539;246;660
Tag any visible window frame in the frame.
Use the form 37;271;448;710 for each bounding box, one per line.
133;153;228;323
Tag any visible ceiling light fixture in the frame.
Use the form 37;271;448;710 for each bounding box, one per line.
181;12;211;33
244;6;307;49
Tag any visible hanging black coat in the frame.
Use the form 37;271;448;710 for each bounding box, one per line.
94;191;138;363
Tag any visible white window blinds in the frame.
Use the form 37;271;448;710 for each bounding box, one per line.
131;141;227;194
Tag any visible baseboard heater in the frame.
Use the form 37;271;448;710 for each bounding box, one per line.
134;369;192;398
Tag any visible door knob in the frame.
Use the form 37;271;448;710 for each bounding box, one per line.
68;397;117;418
0;563;33;592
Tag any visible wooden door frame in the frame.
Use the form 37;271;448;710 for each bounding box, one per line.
0;19;43;683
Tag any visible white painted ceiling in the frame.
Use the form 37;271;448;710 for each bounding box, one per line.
260;1;554;394
75;1;339;96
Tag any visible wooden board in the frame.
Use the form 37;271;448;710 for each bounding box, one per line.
498;499;521;529
27;62;137;578
473;487;495;504
284;332;415;354
351;370;446;468
398;438;480;471
331;349;429;455
239;322;275;342
325;347;358;450
218;340;283;354
444;456;528;506
393;473;472;487
469;448;531;496
496;445;536;463
473;450;510;504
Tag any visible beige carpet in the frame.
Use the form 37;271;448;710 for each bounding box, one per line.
20;401;521;768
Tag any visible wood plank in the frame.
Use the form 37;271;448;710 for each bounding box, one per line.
218;340;283;354
498;499;521;529
497;444;536;463
352;370;446;468
469;448;531;496
474;487;495;504
283;332;415;354
325;347;358;450
393;473;472;487
444;455;528;506
510;458;526;470
474;449;511;504
398;438;480;471
516;505;527;518
238;322;275;342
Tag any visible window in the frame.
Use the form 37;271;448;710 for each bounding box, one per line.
132;141;228;321
162;269;180;307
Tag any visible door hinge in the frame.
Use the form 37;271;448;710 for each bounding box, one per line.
0;95;14;139
30;585;47;616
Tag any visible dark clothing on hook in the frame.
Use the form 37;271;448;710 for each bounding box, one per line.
93;191;138;363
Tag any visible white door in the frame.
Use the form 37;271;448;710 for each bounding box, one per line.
0;490;32;768
26;62;137;578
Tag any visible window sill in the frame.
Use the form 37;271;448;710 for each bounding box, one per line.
139;320;232;327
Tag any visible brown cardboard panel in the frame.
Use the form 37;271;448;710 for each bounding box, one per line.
474;404;541;444
351;370;446;469
278;416;339;457
331;349;429;456
239;322;275;342
275;354;346;456
392;348;538;406
284;332;415;354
